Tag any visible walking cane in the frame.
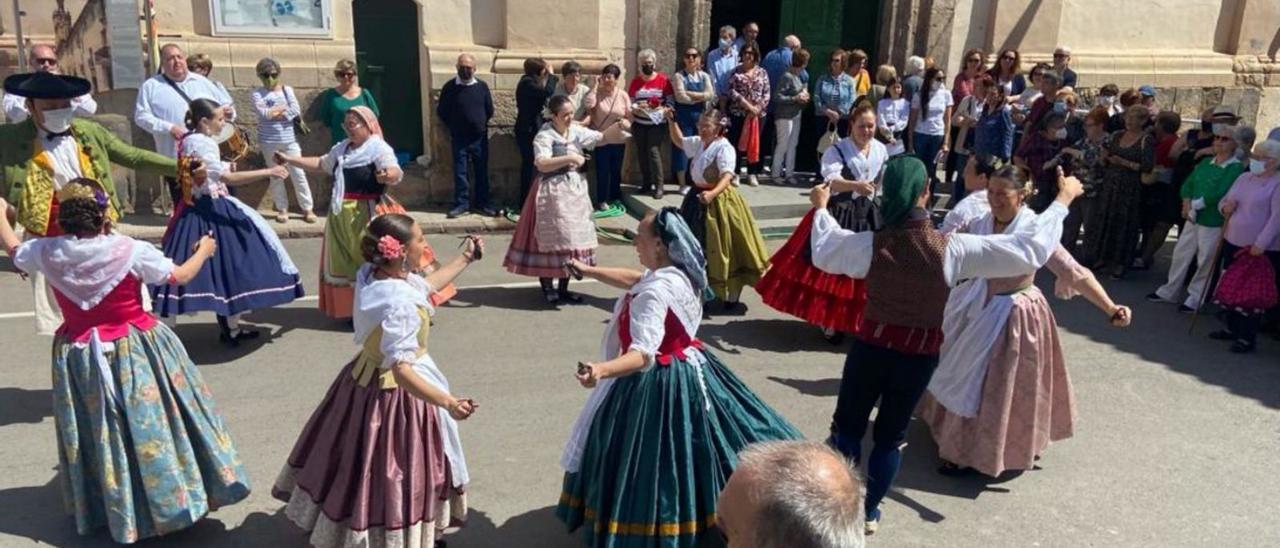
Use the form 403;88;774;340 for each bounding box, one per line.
1188;214;1230;334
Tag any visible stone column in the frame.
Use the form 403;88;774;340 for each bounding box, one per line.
676;0;712;64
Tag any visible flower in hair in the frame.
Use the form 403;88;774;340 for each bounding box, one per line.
377;234;405;260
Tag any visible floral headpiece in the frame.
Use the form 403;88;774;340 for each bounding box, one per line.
377;234;405;261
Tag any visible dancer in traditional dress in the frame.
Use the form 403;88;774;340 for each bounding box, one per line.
150;99;304;346
756;105;886;342
1;72;177;335
557;208;801;547
504;95;629;304
276;106;455;319
665;107;770;313
917;165;1131;478
809;155;1085;534
0;183;249;544
273;214;481;548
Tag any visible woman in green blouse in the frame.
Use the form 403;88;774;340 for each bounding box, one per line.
317;59;380;145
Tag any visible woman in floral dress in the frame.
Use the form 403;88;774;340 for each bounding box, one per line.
0;181;249;544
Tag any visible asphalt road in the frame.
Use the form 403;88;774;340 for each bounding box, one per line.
0;234;1277;547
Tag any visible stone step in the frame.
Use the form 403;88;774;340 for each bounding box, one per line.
621;176;819;222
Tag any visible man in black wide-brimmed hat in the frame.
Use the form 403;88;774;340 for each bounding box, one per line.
0;71;178;335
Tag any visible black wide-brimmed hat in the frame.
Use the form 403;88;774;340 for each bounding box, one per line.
3;71;91;99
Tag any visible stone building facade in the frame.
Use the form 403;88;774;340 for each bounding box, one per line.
3;0;1278;212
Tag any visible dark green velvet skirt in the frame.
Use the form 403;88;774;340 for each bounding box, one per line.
557;348;802;547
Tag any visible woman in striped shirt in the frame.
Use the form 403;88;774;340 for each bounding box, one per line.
252;57;316;224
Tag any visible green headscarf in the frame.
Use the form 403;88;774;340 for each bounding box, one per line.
879;155;929;227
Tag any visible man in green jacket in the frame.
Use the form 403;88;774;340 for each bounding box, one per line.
1;71;178;335
1;72;177;236
1148;124;1245;312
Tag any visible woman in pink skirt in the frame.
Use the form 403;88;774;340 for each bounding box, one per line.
918;165;1132;477
273;214;482;547
503;95;628;304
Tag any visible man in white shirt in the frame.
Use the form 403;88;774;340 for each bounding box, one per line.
2;44;97;123
134;43;235;206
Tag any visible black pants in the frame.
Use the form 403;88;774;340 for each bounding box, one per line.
632;123;668;194
727;113;764;175
1219;242;1280;345
516;131;536;207
829;338;939;518
164;176;182;210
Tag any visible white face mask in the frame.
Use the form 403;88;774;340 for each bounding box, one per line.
931;81;942;92
1249;158;1269;174
1054;128;1068;140
1099;96;1116;108
720;38;733;49
40;107;74;133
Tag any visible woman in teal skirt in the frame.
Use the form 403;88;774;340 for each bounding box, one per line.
559;207;801;547
0;181;250;544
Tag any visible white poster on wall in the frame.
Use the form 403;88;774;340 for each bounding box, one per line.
211;0;332;37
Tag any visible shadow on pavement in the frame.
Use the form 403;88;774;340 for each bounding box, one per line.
170;323;275;366
1042;269;1280;410
0;387;52;426
767;376;841;397
248;305;355;335
446;505;577;547
451;286;614;314
698;318;850;355
890;418;1025;518
0;471;302;547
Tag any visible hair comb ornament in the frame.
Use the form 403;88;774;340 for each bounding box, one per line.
56;182;108;209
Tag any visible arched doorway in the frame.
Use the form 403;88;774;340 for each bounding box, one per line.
352;0;423;158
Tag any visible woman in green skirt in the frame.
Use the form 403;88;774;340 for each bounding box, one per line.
558;208;801;547
666;107;770;314
276;106;455;319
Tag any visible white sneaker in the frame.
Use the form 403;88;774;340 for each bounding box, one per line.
731;176;741;187
678;186;690;195
747;174;760;187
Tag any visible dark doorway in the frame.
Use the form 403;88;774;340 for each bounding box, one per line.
353;0;423;157
708;0;783;52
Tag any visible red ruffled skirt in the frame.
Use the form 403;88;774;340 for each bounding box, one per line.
755;210;867;333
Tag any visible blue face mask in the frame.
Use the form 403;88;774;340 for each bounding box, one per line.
719;38;733;49
1053;101;1068;114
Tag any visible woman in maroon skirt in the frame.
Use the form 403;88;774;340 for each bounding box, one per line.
504;95;629;304
273;214;483;548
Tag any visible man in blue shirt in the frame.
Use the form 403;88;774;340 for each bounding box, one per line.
707;25;740;109
763;35;808;94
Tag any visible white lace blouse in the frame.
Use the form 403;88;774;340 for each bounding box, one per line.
352;264;436;370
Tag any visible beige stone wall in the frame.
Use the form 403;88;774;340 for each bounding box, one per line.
0;0;90;77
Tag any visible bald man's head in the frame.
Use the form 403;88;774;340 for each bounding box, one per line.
456;54;477;81
29;44;59;74
718;441;864;548
783;35;801;50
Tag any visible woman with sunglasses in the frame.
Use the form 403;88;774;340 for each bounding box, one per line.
252;57;316;224
672;48;715;195
947;49;987;197
909;67;953;193
317;58;380;146
987;48;1022;98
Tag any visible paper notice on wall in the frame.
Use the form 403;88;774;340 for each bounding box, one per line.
216;0;325;31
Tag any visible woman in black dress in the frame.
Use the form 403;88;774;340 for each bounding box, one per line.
1081;105;1154;279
